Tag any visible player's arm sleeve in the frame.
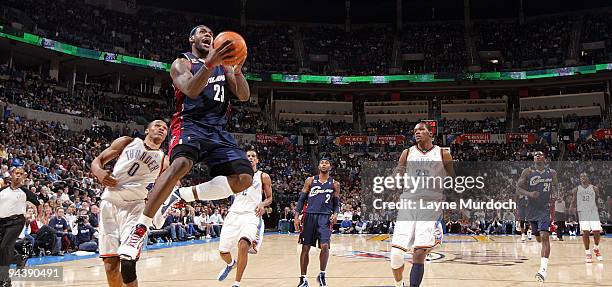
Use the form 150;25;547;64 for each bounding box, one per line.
333;181;341;214
296;177;312;216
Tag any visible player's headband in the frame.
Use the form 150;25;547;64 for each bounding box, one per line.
189;25;208;37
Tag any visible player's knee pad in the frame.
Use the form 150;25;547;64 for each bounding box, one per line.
120;260;137;284
390;247;405;269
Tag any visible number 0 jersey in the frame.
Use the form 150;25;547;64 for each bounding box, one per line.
403;145;447;201
101;138;165;205
229;170;263;214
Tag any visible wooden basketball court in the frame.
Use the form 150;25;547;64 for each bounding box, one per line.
24;234;610;286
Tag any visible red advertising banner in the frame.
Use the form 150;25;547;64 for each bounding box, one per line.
375;135;406;145
256;134;285;145
594;129;612;139
456;133;491;144
337;135;368;145
506;133;536;144
421;119;438;136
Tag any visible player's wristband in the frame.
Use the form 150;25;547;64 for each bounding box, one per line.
234;69;242;76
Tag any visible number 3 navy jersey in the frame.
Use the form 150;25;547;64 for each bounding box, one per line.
101;138;165;205
306;175;336;215
171;52;233;129
526;167;555;220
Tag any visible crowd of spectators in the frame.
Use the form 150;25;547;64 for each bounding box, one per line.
0;76;610;260
0;67;173;124
5;0;608;76
581;12;612;64
227;103;272;134
302;25;393;75
400;22;467;73
1;107;611;258
0;66;270;133
1;0;297;74
475;17;572;69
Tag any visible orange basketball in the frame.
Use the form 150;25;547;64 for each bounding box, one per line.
213;31;247;66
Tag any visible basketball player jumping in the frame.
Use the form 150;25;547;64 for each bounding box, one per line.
91;120;169;287
214;150;273;287
294;157;340;287
390;122;453;287
570;172;603;263
119;25;253;260
516;151;558;282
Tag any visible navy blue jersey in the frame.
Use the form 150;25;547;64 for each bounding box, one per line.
171;52;232;130
526;167;554;220
306;175;336;215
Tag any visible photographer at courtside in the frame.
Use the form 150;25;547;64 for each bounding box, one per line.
72;210;98;252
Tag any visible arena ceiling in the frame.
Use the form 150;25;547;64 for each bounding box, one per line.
145;0;611;24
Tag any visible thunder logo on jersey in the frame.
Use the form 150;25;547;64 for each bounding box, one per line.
123;148;161;174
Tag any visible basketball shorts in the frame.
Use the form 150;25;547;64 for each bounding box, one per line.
528;216;551;237
578;211;602;232
517;205;528;221
99;199;145;259
169;120;252;177
392;220;443;252
299;213;332;248
219;211;264;253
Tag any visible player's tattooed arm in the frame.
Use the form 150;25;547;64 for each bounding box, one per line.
91;136;134;187
225;56;250;101
516;168;536;198
393;148;409;175
441;148;455;177
256;172;274;217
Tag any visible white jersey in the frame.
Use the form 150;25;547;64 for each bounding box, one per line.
403;145;447;201
101;138;165;205
576;184;598;213
229;170;263;213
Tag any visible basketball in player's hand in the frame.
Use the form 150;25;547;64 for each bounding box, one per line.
213;31;247;66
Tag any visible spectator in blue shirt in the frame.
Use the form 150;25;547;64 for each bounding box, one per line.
48;207;69;233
